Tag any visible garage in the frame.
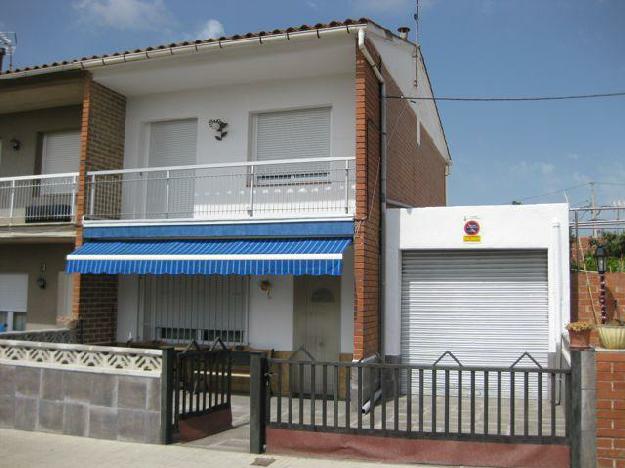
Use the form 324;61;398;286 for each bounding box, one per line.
384;203;570;375
400;249;550;368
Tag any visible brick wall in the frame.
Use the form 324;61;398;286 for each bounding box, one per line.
571;272;625;345
596;350;625;468
384;71;447;207
352;42;448;360
353;43;382;360
73;76;126;344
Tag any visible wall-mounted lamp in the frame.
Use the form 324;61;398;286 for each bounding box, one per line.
37;263;47;289
208;119;229;141
259;279;272;298
10;138;21;151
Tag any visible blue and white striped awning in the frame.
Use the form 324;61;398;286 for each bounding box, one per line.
66;238;352;276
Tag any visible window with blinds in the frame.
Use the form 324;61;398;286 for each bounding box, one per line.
146;119;198;218
139;275;248;346
0;273;28;332
41;130;81;195
42;130;81;174
253;107;331;184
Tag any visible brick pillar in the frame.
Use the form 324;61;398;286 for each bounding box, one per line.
72;76;126;344
353;44;381;360
596;350;625;468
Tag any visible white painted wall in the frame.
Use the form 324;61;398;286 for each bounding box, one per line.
117;275;139;342
123;74;355;170
340;246;355;353
384;203;570;356
248;275;294;350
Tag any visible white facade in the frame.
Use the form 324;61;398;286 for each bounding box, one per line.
384;204;570;357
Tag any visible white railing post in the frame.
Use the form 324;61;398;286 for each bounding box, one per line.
89;174;96;217
9;180;16;221
70;175;77;221
248;164;255;217
165;170;170;219
344;159;350;214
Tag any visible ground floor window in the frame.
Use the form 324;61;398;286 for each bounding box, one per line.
138;275;248;346
0;273;28;332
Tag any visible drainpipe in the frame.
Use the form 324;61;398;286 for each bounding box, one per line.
357;29;387;361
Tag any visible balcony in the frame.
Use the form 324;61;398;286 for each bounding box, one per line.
0;173;79;226
84;157;356;224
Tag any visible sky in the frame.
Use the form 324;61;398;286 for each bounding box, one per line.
1;0;624;207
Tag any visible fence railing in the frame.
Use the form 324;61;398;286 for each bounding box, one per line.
166;345;232;434
84;157;356;223
0;172;79;225
251;352;575;453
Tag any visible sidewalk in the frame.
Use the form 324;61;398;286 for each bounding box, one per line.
0;429;460;468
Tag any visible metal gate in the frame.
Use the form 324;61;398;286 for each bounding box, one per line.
165;340;233;442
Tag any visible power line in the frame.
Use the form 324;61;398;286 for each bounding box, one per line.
387;91;625;102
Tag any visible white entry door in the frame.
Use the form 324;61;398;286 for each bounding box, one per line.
293;276;341;394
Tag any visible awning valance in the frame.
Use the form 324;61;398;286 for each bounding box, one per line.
66;238;352;276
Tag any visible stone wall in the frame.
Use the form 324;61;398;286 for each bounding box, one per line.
0;365;161;443
0;340;163;444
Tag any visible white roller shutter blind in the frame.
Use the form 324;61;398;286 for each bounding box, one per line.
148;119;197;167
401;250;549;392
42;130;81;174
0;273;28;312
254;107;331;161
146;119;197;217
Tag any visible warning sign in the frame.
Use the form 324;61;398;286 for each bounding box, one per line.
463;220;481;242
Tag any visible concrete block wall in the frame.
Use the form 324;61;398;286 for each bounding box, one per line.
0;364;162;444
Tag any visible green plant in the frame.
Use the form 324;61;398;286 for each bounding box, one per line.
566;321;594;332
571;232;625;272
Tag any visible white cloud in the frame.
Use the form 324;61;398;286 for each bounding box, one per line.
73;0;173;31
354;0;437;13
197;19;225;39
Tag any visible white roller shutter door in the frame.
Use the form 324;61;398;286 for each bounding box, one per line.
401;250;550;371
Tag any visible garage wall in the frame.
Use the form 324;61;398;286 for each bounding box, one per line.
384;204;570;357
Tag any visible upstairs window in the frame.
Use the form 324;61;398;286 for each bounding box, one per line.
42;130;81;175
252;107;331;184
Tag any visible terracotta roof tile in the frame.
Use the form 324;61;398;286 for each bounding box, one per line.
1;18;404;77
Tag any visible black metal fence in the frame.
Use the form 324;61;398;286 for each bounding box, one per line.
250;351;580;453
163;342;232;437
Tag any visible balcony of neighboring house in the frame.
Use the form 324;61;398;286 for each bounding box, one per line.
0;74;84;333
0;73;84;239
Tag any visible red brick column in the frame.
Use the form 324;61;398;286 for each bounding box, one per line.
596;350;625;468
353;45;381;360
72;75;126;344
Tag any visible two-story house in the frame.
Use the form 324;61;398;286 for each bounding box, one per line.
0;19;450;367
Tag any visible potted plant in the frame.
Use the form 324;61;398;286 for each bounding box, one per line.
597;321;625;349
566;321;594;349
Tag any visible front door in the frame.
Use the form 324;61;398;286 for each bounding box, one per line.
293;275;340;394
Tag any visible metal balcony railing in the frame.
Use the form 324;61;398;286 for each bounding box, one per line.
84;157;356;223
0;173;79;225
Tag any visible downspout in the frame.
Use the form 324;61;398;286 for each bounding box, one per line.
358;29;387;361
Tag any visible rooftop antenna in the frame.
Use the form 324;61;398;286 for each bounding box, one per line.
413;0;420;88
0;32;17;72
